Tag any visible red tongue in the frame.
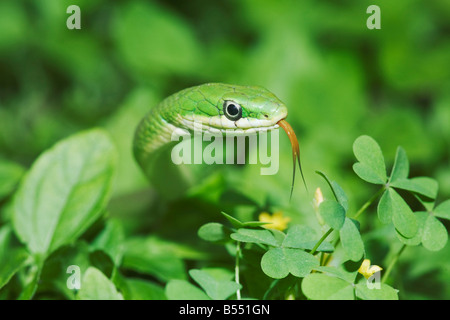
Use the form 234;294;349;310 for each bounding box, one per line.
277;119;307;199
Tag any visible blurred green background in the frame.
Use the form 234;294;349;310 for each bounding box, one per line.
0;0;449;299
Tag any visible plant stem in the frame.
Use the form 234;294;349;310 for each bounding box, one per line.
235;241;241;300
353;186;385;219
310;228;333;256
382;244;406;284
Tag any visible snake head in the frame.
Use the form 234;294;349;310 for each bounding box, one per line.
167;83;306;197
219;85;288;132
174;83;288;134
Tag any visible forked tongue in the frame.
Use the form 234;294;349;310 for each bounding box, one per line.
277;119;308;199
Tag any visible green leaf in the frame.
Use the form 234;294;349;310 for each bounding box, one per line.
352;135;387;184
0;159;25;201
331;181;349;213
378;188;418;238
90;219;125;266
434;199;450;220
12;129;117;256
319;200;346;230
339;218;364;261
313;266;358;283
396;211;428;246
122;236;190;281
390;177;438;200
391;189;418;238
122;278;166;300
301;273;354;300
389;146;409;183
315;170;349;211
221;211;268;229
377;189;393;223
282;225;334;252
77;267;123;300
261;248;318;279
0;226;28;289
189;269;240;300
355;282;399;300
198;223;231;243
422;215;448;251
165;279;211;300
230;228;279;247
221;211;244;228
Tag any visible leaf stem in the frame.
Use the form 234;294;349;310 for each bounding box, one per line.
310;228;333;256
235;241;241;300
382;244;406;284
353;186;385;219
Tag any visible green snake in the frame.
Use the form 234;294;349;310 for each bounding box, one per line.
133;83;305;198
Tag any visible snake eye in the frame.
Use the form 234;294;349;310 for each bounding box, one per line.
223;101;242;121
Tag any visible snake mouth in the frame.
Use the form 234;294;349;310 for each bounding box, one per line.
178;114;285;135
277;119;308;199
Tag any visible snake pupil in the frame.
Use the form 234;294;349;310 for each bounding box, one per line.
227;104;238;115
223;101;242;121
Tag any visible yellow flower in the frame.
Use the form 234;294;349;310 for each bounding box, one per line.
259;211;291;231
358;259;383;279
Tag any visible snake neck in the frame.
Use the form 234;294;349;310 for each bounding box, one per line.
133;108;179;169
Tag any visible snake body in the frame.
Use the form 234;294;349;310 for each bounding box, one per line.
133;83;304;198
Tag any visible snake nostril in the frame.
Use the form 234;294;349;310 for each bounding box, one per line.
264;114;269;118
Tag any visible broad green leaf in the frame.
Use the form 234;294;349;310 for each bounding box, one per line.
165;279;211;300
434;199;450;220
331;181;349;213
122;236;190;281
378;189;393;223
339;218;364;261
261;248;318;279
198;223;231;243
396;211;428;246
319;200;345;230
0;159;25;201
422;215;448;251
352;135;387;184
90;219;124;266
77;267;123;300
189;269;240;300
389;146;409;183
122;278;166;300
230;228;278;247
301;273;354;300
378;188;418;238
389;189;418;238
0;226;28;289
315;170;349;211
355;282;399;300
390;177;438;200
13;129;117;256
282;225;334;252
313;266;358;283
